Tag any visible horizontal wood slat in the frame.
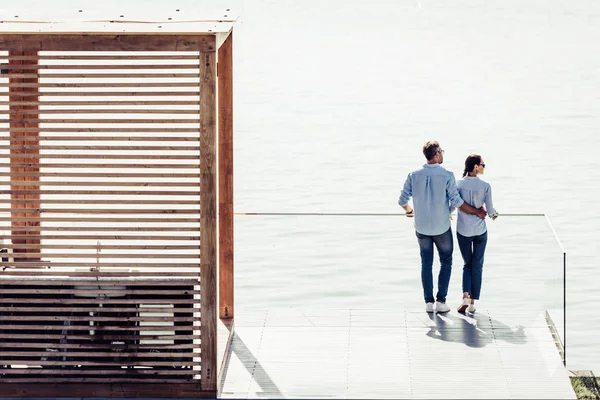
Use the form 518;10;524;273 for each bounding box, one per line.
1;261;199;267
0;306;199;313
0;173;200;179
2;351;194;359
0;145;200;150
0;289;201;295
1;279;199;286
2;316;198;323
0;174;200;179
0;64;201;70
4;91;201;96
0;334;201;340
4;128;200;132
0;369;198;376
2;83;200;89
0;208;199;213
0;163;201;168
0;379;198;384
2;325;195;332
0;297;201;303
0;360;200;367
0;190;200;195
1;110;200;114
0;252;198;257
0;272;202;277
1;182;200;187
0;48;207;386
0;368;198;374
1;120;201;125
0;296;202;304
0;73;201;78
0;101;201;106
0;219;200;224
0;236;199;241
3;55;202;60
0;136;201;141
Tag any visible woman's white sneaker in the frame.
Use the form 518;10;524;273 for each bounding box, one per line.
467;304;476;313
435;301;451;313
457;298;470;313
425;302;434;313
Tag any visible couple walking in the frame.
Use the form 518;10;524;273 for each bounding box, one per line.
398;141;498;314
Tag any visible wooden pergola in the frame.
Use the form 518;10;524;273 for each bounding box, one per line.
0;7;235;398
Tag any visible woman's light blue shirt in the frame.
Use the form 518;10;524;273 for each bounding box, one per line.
456;176;497;237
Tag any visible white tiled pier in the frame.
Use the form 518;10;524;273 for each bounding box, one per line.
219;308;575;399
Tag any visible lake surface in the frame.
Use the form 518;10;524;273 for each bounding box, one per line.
231;0;600;372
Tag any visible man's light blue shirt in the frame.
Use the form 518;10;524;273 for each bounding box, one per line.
398;164;464;236
456;176;497;237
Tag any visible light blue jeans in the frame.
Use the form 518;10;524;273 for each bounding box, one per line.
416;228;453;304
457;231;488;300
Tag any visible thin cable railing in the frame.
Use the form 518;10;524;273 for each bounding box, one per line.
236;212;546;217
234;211;567;366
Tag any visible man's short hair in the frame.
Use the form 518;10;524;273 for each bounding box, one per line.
423;141;441;161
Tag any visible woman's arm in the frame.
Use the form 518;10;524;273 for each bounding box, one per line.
485;183;498;220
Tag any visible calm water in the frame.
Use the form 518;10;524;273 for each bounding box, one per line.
13;0;600;371
231;0;600;372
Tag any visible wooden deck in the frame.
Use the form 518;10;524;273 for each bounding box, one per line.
219;308;575;399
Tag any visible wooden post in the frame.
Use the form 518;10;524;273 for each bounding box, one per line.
199;41;218;392
8;51;41;261
218;31;234;320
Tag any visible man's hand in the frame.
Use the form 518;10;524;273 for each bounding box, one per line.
476;208;486;220
402;205;414;218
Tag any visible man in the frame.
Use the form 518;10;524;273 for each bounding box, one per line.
398;141;486;313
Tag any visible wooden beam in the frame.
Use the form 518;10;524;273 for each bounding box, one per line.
0;34;216;52
8;50;40;261
218;31;234;320
0;383;213;398
199;38;218;392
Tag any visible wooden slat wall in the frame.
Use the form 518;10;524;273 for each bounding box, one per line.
0;278;200;383
0;49;204;385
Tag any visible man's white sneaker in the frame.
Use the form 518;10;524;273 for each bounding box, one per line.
435;301;451;313
457;298;470;313
425;302;434;313
467;304;476;313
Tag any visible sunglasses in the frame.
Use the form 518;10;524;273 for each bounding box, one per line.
480;163;486;168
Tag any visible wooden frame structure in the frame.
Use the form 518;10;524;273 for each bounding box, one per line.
0;7;235;398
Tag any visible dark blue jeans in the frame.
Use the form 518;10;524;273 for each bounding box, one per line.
457;231;488;300
416;228;453;304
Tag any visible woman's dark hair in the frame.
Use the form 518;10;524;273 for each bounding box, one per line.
463;154;482;177
423;141;441;161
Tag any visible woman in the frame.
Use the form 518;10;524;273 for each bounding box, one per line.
456;154;498;313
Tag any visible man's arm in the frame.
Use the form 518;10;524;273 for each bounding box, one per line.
398;173;414;217
459;202;486;219
447;173;486;220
